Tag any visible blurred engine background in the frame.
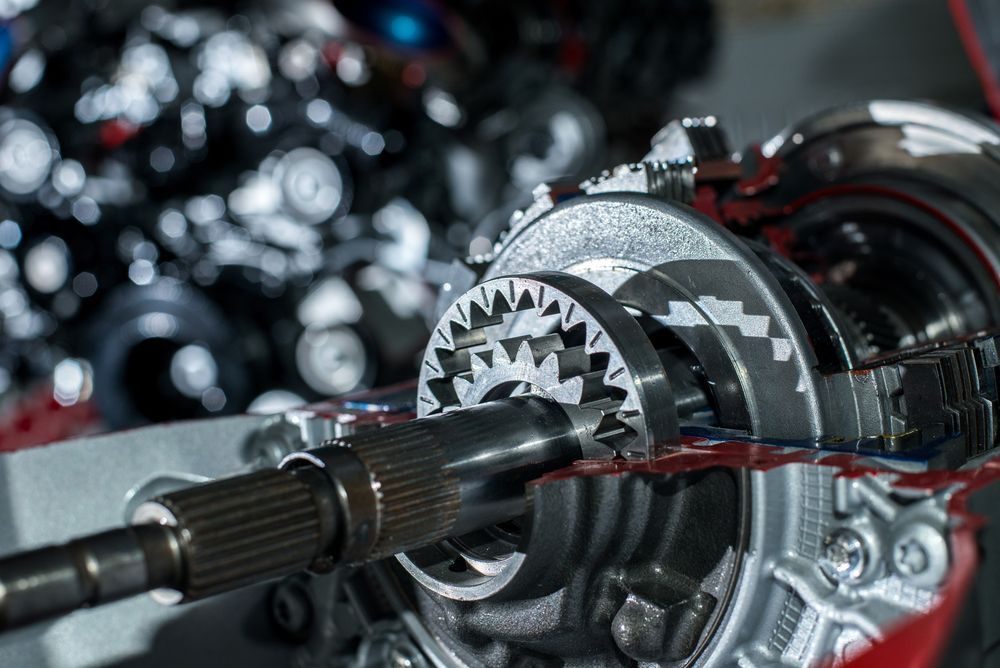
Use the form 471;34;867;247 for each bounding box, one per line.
0;0;992;443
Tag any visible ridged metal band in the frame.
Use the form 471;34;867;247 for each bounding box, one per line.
328;421;461;559
645;160;695;203
148;469;322;600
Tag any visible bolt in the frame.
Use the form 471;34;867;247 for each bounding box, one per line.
894;539;929;576
389;642;422;668
269;578;313;641
820;528;867;582
890;522;948;587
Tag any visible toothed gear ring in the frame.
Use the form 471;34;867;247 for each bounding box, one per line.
418;271;678;460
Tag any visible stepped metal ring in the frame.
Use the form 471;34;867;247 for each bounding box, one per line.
418;271;677;459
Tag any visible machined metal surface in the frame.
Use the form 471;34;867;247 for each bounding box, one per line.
3;98;1000;668
491;193;829;439
418;271;678;459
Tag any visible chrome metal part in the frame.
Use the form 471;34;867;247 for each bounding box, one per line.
2;99;1000;668
494;193;829;439
418;271;678;459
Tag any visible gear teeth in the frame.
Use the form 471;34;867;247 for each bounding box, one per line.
594;421;629;442
448;322;488;353
538;352;562;380
547;375;585;405
512;285;536;312
437;347;475;377
419;274;655;458
493;336;530;366
562;305;586;331
523;334;565;365
578;371;612;404
514;340;537;367
484;281;519;315
469;298;502;329
470;349;494;372
535;289;562;318
552;345;591;379
453;372;476;405
586;398;629;441
423;378;457;413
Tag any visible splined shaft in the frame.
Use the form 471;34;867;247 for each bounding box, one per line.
0;396;579;632
134;469;334;600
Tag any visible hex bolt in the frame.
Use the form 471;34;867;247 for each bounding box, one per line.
820;528;868;583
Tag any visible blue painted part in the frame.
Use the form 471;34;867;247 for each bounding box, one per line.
0;25;12;74
342;399;417;413
679;425;958;464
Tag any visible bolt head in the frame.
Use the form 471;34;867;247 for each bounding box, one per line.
390;647;417;667
820;528;867;582
894;539;929;576
889;522;948;587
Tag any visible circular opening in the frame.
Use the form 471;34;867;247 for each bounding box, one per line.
775;195;1000;358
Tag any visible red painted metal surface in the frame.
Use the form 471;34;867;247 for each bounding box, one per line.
0;384;100;453
950;0;1000;121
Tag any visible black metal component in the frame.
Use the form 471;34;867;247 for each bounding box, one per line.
135;468;336;601
0;395;580;632
0;523;180;630
282;396;580;561
408;467;747;666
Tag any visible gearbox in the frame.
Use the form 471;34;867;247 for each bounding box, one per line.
3;100;1000;668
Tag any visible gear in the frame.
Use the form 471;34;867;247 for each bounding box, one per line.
418;271;677;459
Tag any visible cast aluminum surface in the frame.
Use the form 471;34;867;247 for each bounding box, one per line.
722;463;947;668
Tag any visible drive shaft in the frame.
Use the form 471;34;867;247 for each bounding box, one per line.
0;396;579;631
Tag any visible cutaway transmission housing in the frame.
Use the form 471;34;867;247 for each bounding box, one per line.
390;100;1000;667
3;101;1000;668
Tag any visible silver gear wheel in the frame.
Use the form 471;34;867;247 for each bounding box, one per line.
418;271;677;459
